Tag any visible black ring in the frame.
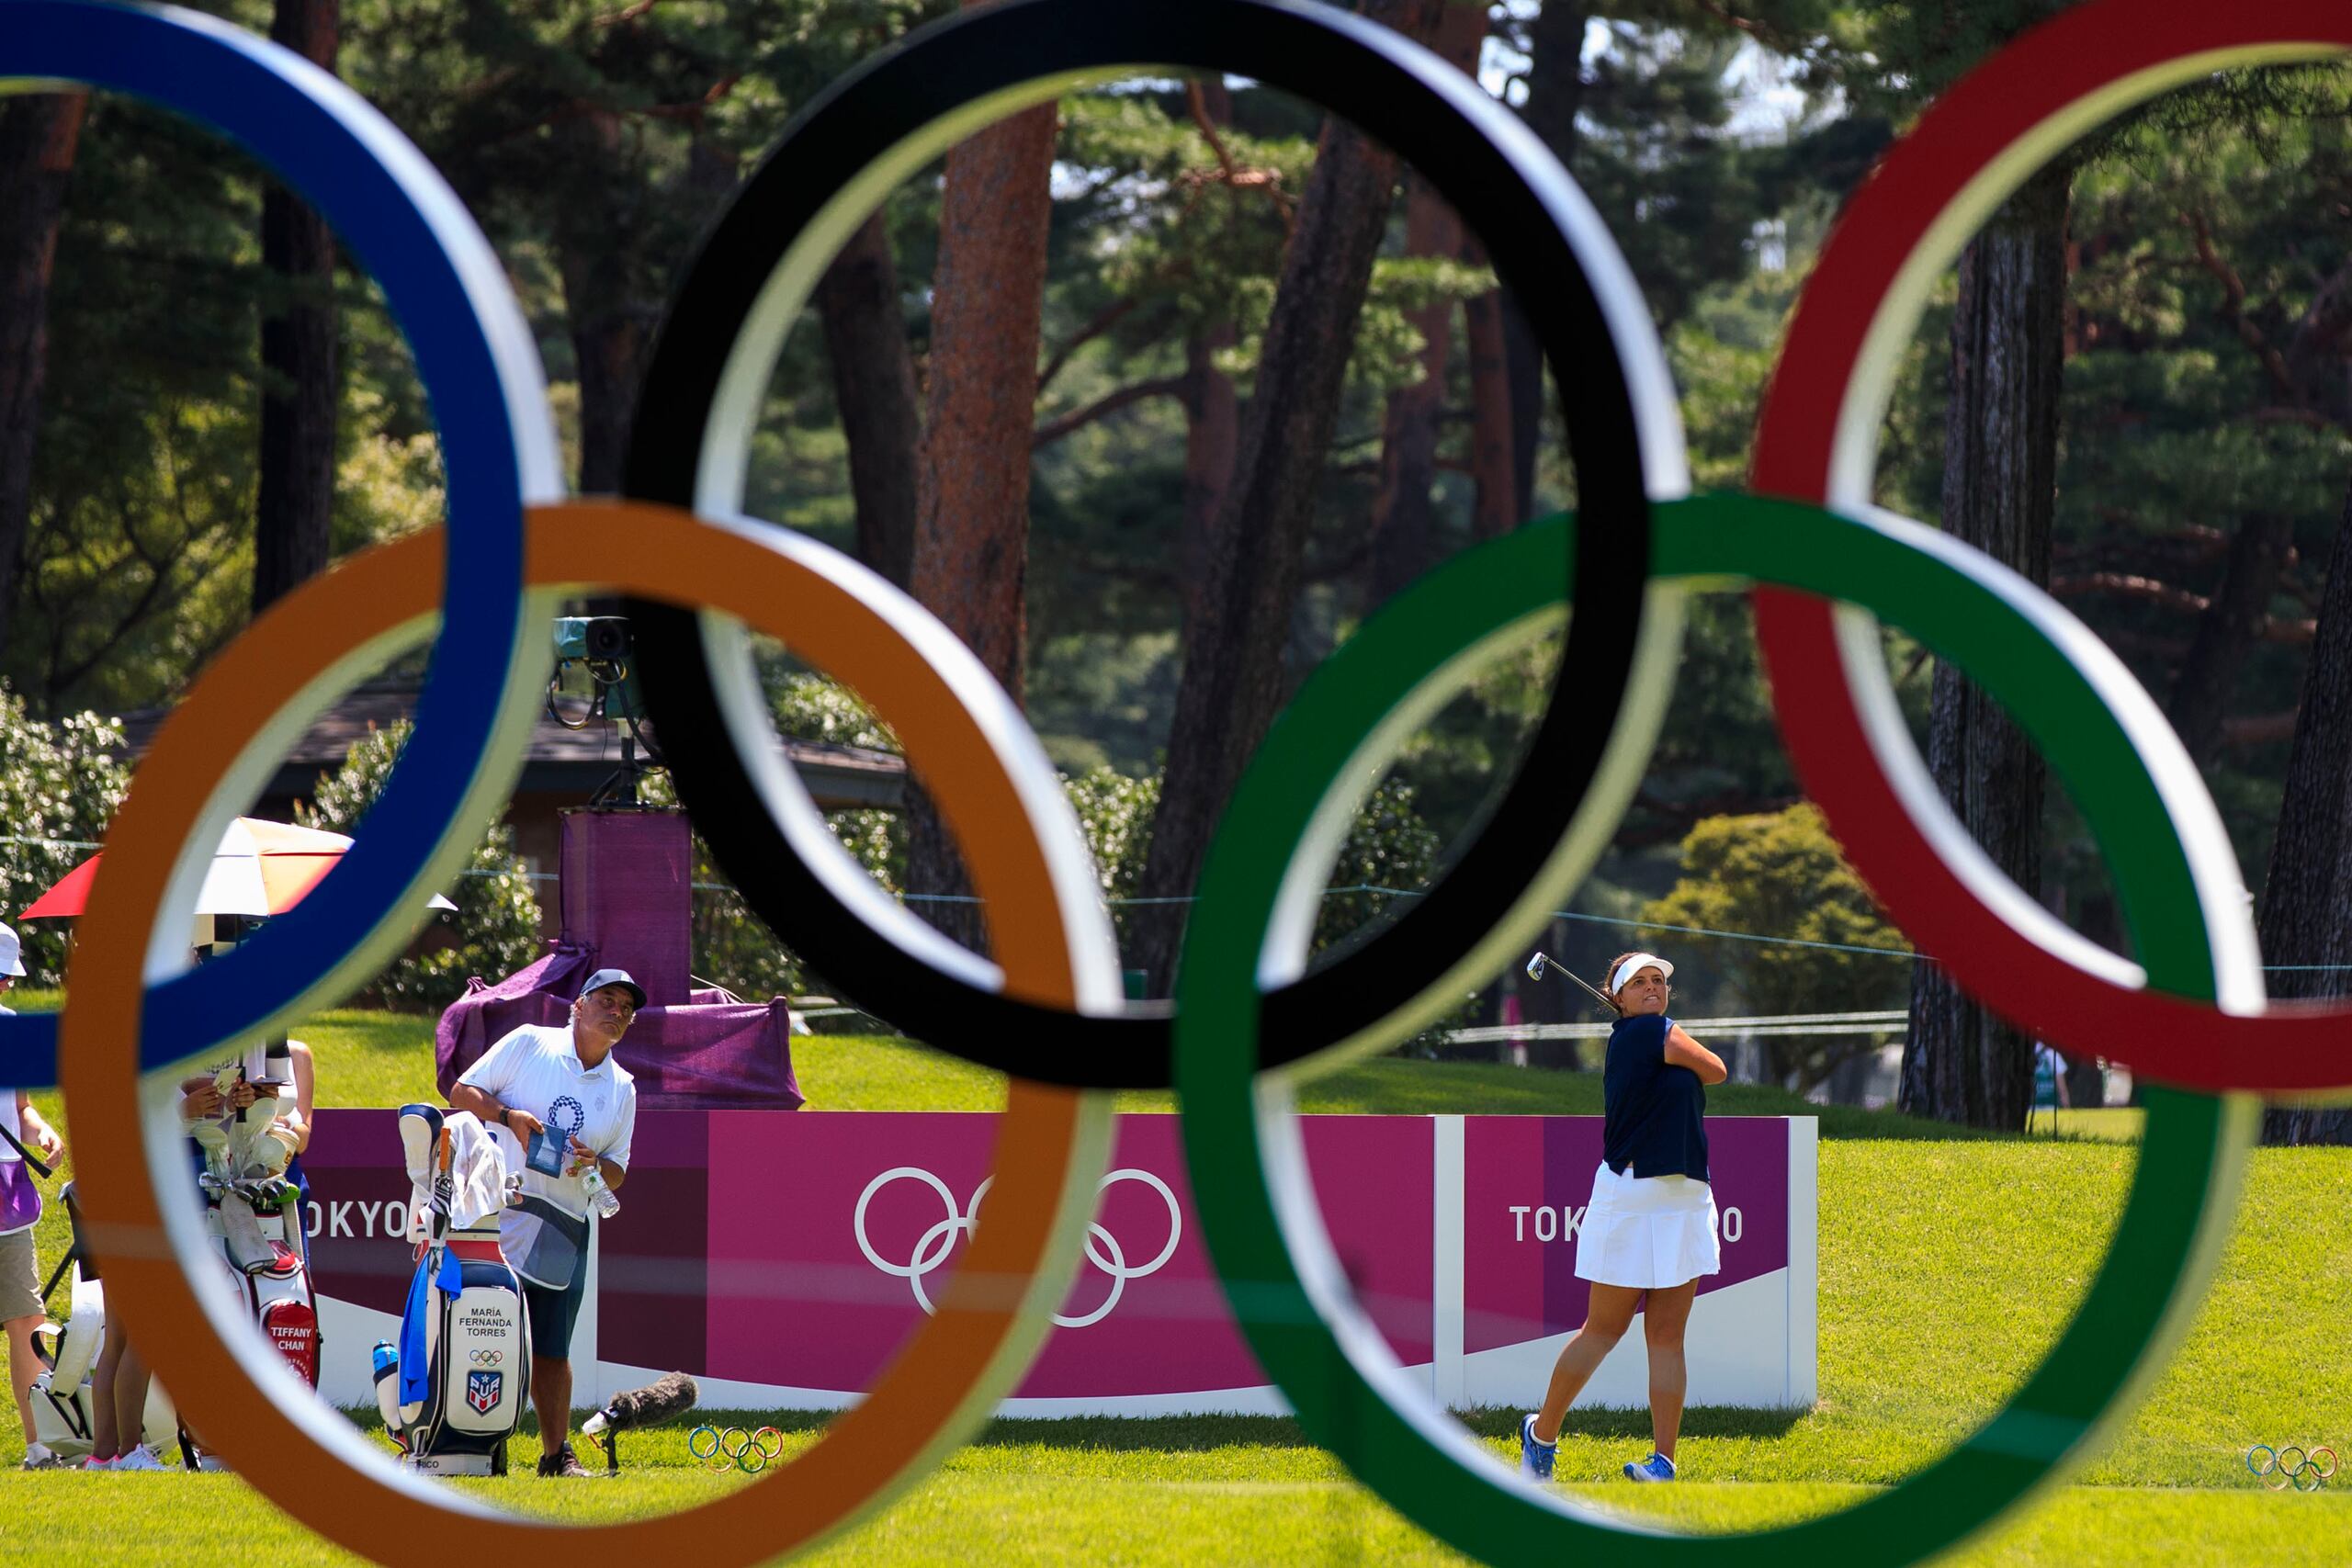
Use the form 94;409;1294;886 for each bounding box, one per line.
623;0;1653;1089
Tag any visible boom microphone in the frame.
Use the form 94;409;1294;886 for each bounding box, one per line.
579;1371;698;1472
583;1371;698;1436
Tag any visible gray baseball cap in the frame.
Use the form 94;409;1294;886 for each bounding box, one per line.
0;922;23;978
577;967;646;1009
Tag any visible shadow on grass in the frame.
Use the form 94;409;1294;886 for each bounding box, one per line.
663;1404;1811;1453
1453;1404;1809;1442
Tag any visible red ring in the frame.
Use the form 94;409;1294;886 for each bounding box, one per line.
1751;0;2352;1094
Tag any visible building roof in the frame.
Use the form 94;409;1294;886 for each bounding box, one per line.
117;683;907;812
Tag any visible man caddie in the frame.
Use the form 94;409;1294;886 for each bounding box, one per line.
449;968;643;1478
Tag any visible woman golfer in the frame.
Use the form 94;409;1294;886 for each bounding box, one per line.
1519;951;1726;1483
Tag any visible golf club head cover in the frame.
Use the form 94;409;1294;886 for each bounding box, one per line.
218;1187;278;1275
582;1371;698;1436
396;1103;444;1188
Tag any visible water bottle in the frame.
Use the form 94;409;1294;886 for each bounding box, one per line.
581;1166;621;1221
371;1342;402;1434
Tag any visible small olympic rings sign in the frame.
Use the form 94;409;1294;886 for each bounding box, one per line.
2246;1444;2336;1493
854;1168;1182;1329
690;1426;788;1476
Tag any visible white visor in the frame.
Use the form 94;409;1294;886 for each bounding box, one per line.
1610;953;1674;994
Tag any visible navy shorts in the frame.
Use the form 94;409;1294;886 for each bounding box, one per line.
523;1264;587;1360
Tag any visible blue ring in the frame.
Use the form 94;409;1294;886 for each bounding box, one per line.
0;1;556;1080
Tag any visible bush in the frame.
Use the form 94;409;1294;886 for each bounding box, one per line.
633;765;899;1002
1060;762;1442;967
1642;802;1912;1089
295;720;544;1011
0;689;130;987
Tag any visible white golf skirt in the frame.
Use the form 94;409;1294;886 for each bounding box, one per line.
1573;1161;1721;1290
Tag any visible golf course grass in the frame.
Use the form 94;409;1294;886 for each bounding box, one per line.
0;1004;2343;1563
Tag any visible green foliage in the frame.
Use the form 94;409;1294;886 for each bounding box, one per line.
1644;803;1911;1088
766;666;899;752
5;85;461;714
1059;761;1441;965
632;764;896;1004
293;720;544;1012
0;690;130;985
626;671;902;998
1058;763;1156;919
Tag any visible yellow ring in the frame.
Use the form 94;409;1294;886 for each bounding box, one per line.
62;501;1111;1561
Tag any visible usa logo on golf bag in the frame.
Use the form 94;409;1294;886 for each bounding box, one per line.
465;1370;502;1416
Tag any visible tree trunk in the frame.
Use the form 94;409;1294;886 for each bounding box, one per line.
1180;79;1239;625
1364;1;1482;606
2166;510;2293;764
1364;166;1460;607
1462;234;1516;539
1899;163;2068;1131
254;0;341;618
1130;0;1448;991
0;93;88;662
1499;0;1586;518
815;211;922;590
552;111;656;495
1182;321;1239;623
899;76;1058;953
2256;471;2352;1146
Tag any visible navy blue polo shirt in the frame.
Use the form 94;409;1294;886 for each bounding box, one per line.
1600;1013;1710;1183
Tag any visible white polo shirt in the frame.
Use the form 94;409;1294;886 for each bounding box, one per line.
457;1023;637;1222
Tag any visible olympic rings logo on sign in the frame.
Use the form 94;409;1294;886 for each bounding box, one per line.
9;2;2345;1567
2246;1444;2336;1493
854;1168;1182;1329
466;1349;502;1367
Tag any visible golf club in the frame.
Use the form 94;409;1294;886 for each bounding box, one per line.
1524;951;1621;1016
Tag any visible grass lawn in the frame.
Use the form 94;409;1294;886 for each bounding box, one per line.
0;1004;2342;1562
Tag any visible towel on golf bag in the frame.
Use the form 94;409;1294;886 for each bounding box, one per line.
402;1111;507;1237
397;1246;465;1409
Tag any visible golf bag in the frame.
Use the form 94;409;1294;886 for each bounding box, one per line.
194;1037;320;1388
26;1184;182;1461
373;1105;532;1477
202;1171;320;1389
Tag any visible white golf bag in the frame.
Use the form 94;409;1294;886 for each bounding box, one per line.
27;1185;182;1462
373;1105;532;1477
200;1170;320;1390
194;1053;321;1390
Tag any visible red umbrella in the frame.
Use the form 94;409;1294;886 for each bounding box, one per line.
21;817;454;919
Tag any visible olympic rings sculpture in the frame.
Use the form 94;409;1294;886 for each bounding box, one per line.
3;1;2341;1566
2246;1445;2336;1493
854;1167;1182;1328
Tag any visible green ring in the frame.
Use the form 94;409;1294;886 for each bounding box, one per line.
1173;491;2253;1565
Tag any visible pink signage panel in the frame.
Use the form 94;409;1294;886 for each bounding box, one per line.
1460;1115;1789;1353
300;1109;1808;1413
697;1112;1430;1398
